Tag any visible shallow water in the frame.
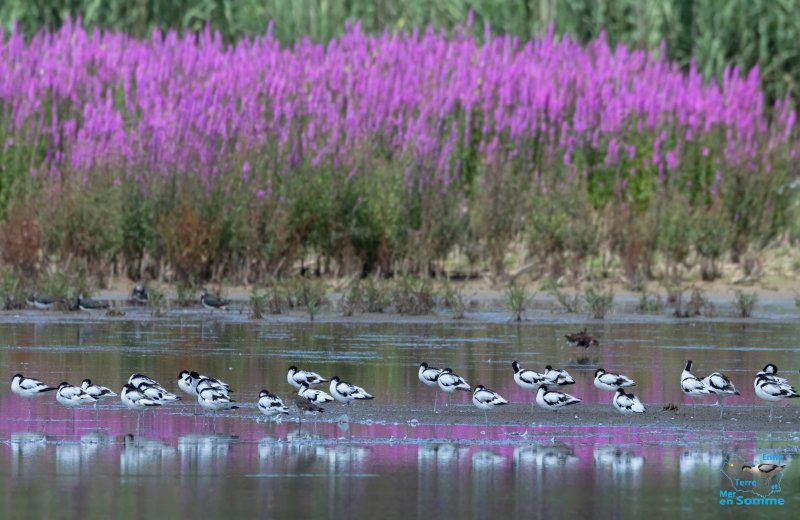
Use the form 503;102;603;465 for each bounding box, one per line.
1;312;798;517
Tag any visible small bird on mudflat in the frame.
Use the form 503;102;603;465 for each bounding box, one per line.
536;386;581;411
565;328;598;348
258;389;290;418
287;366;328;390
56;382;98;408
199;289;230;311
77;294;109;311
329;376;374;404
594;368;636;392
11;374;56;398
612;388;646;415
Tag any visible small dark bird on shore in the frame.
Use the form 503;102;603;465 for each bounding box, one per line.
565;328;598;348
78;294;109;311
131;285;149;304
295;393;325;414
200;288;230;311
26;292;61;310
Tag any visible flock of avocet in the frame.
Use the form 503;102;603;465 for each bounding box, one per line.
8;359;799;431
419;360;798;424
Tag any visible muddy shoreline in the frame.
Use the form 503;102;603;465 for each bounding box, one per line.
253;401;800;435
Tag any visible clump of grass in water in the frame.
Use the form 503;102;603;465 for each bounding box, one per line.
546;282;581;313
39;269;93;310
673;286;714;318
506;282;534;321
146;284;167;317
342;278;391;314
394;277;436;315
0;266;26;310
733;290;758;318
440;279;467;320
637;289;664;313
175;278;198;307
584;285;614;319
292;277;327;321
249;286;267;319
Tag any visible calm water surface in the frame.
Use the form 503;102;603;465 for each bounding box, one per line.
0;314;798;518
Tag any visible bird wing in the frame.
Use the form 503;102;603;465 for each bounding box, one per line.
520;370;543;385
544;391;571;406
20;379;46;391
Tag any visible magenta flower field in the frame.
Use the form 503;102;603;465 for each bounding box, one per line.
0;20;795;281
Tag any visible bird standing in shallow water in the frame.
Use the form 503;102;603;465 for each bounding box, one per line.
120;383;162;438
436;368;471;408
329;376;374;404
472;385;508;427
701;371;739;419
81;379;117;426
11;374;56;422
512;361;546;412
535;386;581;411
612;388;646;425
680;360;711;411
543;366;575;386
754;363;799;422
287;366;328;390
56;382;98;434
258;389;289;420
594;368;636;392
199;288;230;312
418;362;444;412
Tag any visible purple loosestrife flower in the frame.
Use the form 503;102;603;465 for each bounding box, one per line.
0;22;789;198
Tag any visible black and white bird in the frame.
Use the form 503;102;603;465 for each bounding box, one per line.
702;371;740;418
178;370;230;397
294;393;325;414
742;464;786;479
535;386;581;411
56;382;98;408
756;363;789;385
594;368;636;392
199;288;230;311
612;388;646;417
128;374;180;402
137;382;181;404
11;374;56;398
512;361;547;412
298;382;334;406
131;285;149;304
258;389;289;419
26;292;60;310
418;362;444;411
543;365;575;386
512;361;546;390
287;366;328;390
329;376;374;404
120;383;163;437
418;362;443;387
754;365;799;422
120;383;162;410
197;387;239;412
437;368;471;407
680;360;711;405
472;385;508;426
80;379;117;400
77;294;109;311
